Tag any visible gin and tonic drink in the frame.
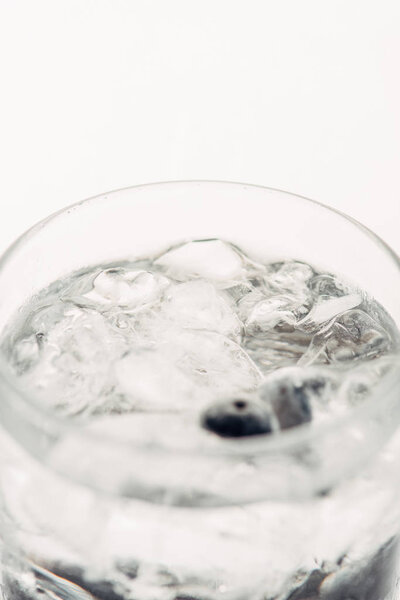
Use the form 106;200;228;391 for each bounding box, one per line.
0;182;400;600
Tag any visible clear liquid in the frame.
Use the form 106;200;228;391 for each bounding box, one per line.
1;238;400;600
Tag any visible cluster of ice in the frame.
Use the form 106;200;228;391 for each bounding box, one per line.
4;238;398;424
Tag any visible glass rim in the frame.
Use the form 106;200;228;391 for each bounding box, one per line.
0;179;400;466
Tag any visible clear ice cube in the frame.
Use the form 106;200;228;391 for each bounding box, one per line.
239;261;313;333
298;309;393;367
20;307;130;416
114;349;197;412
265;261;314;291
114;328;262;413
83;268;170;309
309;273;350;298
245;296;300;334
297;293;362;333
326;309;391;363
172;329;263;397
162;281;242;339
154;239;245;283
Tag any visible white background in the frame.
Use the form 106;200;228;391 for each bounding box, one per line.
0;1;399;255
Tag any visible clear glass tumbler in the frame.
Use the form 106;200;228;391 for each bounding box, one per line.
0;181;400;600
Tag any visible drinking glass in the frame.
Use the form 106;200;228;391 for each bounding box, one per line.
0;181;400;600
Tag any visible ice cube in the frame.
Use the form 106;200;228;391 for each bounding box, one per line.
248;261;314;327
82;268;169;309
298;309;392;367
224;280;254;303
114;323;263;412
238;285;309;326
244;327;314;375
326;309;391;363
173;330;263;397
51;308;128;368
97;268;169;308
154;240;245;283
162;281;242;339
245;296;299;334
297;293;362;333
237;290;266;323
114;348;197;412
309;273;350;298
22;307;130;416
266;261;314;291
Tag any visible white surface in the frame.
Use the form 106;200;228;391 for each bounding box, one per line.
0;0;399;256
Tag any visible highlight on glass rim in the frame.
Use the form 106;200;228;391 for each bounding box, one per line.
0;181;400;600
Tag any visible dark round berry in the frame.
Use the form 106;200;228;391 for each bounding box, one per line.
201;398;273;438
271;383;312;430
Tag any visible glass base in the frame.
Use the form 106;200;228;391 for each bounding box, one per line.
1;537;398;600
